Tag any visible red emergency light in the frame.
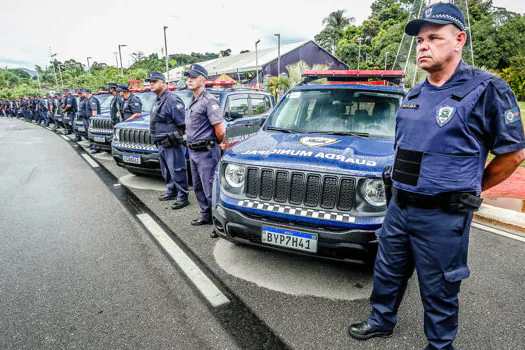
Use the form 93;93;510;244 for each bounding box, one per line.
128;79;142;83
205;80;236;88
302;70;405;85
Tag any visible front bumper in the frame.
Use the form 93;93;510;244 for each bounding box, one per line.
112;146;161;174
212;204;378;264
88;132;113;151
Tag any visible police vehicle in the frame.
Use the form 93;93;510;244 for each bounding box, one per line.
111;84;275;176
212;70;406;264
74;92;111;139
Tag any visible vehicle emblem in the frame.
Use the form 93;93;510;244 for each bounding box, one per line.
435;106;456;127
299;136;340;148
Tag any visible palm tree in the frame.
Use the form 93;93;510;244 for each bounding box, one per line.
322;10;354;31
285;61;329;88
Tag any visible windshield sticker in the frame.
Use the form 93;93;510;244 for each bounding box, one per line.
240;148;377;166
299;136;340;148
288;92;301;99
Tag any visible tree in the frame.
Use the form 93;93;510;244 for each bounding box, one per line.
130;51;146;64
315;9;355;54
285;61;329;88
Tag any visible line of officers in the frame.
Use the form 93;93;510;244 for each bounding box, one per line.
1;64;225;236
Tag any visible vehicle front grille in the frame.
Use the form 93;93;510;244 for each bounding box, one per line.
89;118;114;132
115;128;157;151
244;167;356;211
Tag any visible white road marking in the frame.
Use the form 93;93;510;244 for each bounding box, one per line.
113;183;121;187
137;213;229;307
472;222;525;243
80;153;99;168
60;135;70;141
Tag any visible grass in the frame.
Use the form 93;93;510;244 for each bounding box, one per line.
486;101;525;166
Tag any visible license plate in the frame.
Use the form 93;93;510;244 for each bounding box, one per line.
94;135;105;143
78;126;85;132
122;154;141;164
261;226;318;253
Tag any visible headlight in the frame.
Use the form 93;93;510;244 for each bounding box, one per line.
361;179;386;207
224;163;245;188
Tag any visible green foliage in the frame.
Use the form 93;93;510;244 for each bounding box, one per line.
285;61;329;88
500;67;525;101
266;76;292;101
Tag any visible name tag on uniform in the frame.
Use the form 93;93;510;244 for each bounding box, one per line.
402;104;419;109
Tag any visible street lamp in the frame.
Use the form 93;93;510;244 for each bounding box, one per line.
274;34;280;79
163;26;170;83
118;44;127;76
255;39;260;86
113;52;119;68
87;56;92;72
49;50;59;86
357;37;363;70
385;51;389;71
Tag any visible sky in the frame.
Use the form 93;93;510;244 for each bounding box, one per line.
1;0;524;71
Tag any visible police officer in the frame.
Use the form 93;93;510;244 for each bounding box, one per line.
30;96;38;122
348;3;525;349
47;94;58;129
107;82;123;124
184;64;226;229
62;88;77;135
75;88;87;141
117;85;142;121
146;72;190;208
84;88;101;153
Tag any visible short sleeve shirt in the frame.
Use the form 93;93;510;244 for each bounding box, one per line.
185;91;224;142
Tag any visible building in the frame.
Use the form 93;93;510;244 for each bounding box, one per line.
165;40;348;83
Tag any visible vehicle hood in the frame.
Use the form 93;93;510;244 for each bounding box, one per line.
114;114;151;130
223;130;395;177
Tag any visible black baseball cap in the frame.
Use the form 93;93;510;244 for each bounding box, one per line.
116;84;130;92
184;64;208;79
405;3;466;36
145;72;166;82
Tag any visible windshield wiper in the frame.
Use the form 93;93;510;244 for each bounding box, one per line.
327;131;370;138
265;126;300;134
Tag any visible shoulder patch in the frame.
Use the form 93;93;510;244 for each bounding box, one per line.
504;106;521;125
212;104;219;111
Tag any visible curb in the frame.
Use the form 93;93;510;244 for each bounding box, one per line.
474;204;525;234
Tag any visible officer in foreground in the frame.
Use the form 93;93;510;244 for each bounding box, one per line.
62;88;77;135
348;3;525;349
146;72;189;209
76;88;87;141
184;64;225;229
117;85;142;121
84;88;101;153
107;82;123;124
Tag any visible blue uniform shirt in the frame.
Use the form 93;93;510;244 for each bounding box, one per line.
121;93;142;119
110;94;123;121
393;61;525;195
78;96;87;117
185;90;223;142
65;93;77;113
86;96;101;116
38;100;45;112
150;89;186;142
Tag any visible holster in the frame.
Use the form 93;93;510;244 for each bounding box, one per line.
382;166;393;206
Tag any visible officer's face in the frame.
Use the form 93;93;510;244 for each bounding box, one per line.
186;74;205;91
149;79;165;94
416;23;465;72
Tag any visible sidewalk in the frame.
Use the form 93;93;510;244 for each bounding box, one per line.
477;166;525;233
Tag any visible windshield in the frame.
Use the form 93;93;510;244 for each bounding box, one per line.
95;94;111;109
135;91;156;113
173;90;193;108
265;88;402;139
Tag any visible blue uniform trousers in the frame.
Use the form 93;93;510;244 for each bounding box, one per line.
159;145;189;201
43;111;49;126
367;195;472;350
189;145;221;220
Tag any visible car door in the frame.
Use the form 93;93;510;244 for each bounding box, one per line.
223;94;252;149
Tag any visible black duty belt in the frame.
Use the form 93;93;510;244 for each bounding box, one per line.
187;140;215;151
394;188;482;213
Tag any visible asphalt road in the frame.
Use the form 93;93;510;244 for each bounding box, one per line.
1;118;524;349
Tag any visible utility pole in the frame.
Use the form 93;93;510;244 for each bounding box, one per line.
87;56;92;72
118;44;127;76
49;48;58;86
163;26;170;83
255;39;260;86
50;52;63;88
113;52;119;68
357;37;363;70
274;34;281;78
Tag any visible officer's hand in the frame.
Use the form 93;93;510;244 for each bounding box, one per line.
219;142;226;151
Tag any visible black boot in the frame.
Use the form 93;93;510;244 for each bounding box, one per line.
348;321;393;340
